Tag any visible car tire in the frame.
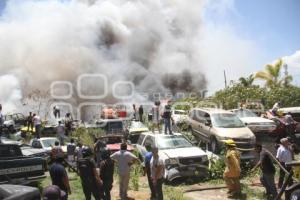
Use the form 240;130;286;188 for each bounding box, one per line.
288;188;300;200
8;125;15;133
209;137;220;154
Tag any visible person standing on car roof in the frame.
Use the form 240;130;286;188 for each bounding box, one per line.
132;104;137;120
139;105;144;122
78;147;103;200
53;106;61;119
27;112;34;132
57;121;66;145
111;143;139;200
152;101;161;133
252;144;278;199
32;113;42;138
64;113;72;136
144;144;156;200
99;150;114;200
223;139;241;198
162;100;173;135
276;137;293;189
49;153;71;200
150;146;165;200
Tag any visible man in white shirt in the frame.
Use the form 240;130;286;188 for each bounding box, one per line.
111;143;138;200
276;137;293;188
33;113;42;138
150;146;165;200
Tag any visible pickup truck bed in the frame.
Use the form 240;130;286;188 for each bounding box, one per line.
0;144;46;185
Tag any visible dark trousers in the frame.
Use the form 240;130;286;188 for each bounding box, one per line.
164;119;172;135
102;182;112;200
155;178;164;200
81;181;101;200
35;124;41;139
146;171;155;199
260;173;278;199
278;162;293;189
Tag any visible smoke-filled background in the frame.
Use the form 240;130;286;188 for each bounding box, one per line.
0;0;208;115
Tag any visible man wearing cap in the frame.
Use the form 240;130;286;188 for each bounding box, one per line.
43;185;66;200
223;139;241;198
49;154;71;200
276;137;293;188
77;147;103;200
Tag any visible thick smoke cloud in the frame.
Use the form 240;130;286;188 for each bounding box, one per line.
0;0;207;106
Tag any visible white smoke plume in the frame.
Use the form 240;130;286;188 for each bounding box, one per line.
0;0;207;106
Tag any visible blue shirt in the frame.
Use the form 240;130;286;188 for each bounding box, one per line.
50;162;67;191
145;152;153;166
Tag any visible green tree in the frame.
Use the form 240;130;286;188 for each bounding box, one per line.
255;59;293;88
239;74;255;87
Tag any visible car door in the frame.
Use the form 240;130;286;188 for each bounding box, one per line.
140;135;155;159
193;110;210;142
189;110;198;131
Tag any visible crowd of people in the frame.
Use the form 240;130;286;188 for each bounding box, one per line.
44;141;166;200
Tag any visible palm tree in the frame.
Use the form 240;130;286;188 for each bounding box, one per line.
239;74;255;87
254;59;293;88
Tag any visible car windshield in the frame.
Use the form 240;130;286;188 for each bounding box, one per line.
233;109;257;118
41;139;58;148
157;135;193;150
174;110;187;115
130;122;147;129
211;113;245;128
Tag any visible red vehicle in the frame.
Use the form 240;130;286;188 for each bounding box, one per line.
96;135;134;154
265;111;300;137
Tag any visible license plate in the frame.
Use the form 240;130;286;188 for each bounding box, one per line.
0;165;43;175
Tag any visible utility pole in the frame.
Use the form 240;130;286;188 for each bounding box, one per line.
283;63;288;86
224;70;227;88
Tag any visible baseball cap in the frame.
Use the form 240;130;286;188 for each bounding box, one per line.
42;185;66;200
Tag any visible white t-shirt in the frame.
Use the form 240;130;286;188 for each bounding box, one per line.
150;156;165;180
276;145;292;163
152;106;161;123
33;116;41;126
111;150;137;176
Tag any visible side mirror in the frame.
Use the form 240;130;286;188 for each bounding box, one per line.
205;121;211;126
244;122;248;126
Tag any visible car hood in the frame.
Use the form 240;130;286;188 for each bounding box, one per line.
214;127;254;139
21;147;48;156
44;146;67;152
240;117;274;124
129;127;149;133
160;147;206;159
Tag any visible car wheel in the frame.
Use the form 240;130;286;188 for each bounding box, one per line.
288;188;300;200
8;125;15;133
209;137;220;154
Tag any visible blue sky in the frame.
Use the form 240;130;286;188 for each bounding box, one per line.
202;0;300;89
